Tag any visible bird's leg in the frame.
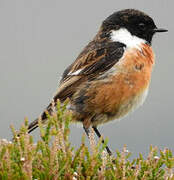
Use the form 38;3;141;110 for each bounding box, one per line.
92;126;112;156
83;126;90;137
83;125;112;156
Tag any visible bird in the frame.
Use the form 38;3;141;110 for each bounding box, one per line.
27;9;167;155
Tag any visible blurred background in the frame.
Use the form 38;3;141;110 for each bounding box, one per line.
0;0;173;157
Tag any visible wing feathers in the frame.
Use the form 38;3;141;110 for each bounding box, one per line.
61;42;125;81
54;41;125;102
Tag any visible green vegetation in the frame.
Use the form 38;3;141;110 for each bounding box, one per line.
0;100;173;179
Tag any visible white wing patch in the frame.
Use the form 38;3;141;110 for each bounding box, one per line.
68;69;83;76
111;28;146;50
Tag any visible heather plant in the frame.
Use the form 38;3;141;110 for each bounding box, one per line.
0;100;173;179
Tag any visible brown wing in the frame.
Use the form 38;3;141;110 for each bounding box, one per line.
54;41;125;102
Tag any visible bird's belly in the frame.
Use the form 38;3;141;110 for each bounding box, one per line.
95;87;149;125
90;66;151;125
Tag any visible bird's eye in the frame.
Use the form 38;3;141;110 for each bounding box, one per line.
138;23;146;29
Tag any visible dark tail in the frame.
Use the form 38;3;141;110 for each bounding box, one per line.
27;88;66;134
28;103;53;133
28;118;39;133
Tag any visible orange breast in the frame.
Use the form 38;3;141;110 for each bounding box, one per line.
85;44;155;123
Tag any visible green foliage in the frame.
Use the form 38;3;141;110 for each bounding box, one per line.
0;101;173;179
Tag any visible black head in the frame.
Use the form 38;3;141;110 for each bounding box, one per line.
102;9;167;44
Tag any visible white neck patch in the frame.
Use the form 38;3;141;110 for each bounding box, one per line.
111;28;146;50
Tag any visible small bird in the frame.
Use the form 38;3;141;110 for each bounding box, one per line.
27;9;167;155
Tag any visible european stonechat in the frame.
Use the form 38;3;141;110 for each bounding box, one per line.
27;9;167;155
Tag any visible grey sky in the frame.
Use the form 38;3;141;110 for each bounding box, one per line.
0;0;173;157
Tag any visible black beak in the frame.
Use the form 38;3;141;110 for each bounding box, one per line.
153;28;168;33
